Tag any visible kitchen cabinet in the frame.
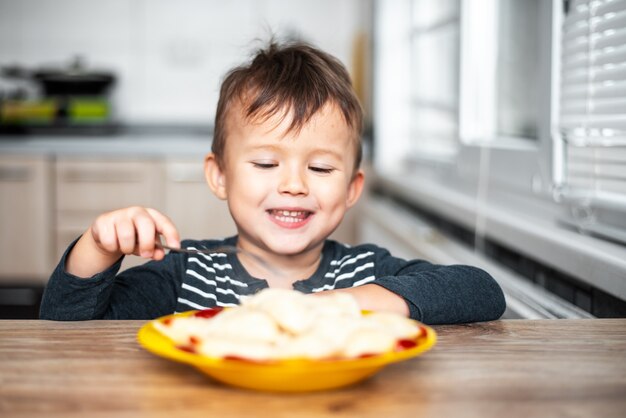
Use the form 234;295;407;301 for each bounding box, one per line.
54;157;238;272
55;158;165;271
163;158;236;240
0;155;53;283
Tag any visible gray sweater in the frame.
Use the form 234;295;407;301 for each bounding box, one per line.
40;236;506;324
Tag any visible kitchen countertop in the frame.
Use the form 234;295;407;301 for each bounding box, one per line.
1;318;625;417
0;127;213;157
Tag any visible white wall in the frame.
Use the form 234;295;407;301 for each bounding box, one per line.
0;0;367;124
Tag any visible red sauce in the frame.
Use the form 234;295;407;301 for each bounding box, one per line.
163;318;173;325
357;353;377;359
396;339;417;350
194;307;224;319
223;355;270;364
189;336;200;345
176;345;196;354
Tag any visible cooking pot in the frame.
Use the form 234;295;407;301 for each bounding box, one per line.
2;56;116;97
33;69;115;96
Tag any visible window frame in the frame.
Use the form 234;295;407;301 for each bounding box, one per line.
456;0;556;196
372;0;626;302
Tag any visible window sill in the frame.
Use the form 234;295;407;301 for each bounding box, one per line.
373;169;626;302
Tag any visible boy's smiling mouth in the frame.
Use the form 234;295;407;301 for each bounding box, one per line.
267;208;314;228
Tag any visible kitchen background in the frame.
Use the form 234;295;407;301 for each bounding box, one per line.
0;0;370;126
0;0;371;318
1;0;625;320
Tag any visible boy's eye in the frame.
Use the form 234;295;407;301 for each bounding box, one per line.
309;166;334;174
252;162;277;169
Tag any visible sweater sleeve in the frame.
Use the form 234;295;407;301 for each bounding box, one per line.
40;239;185;320
370;247;506;324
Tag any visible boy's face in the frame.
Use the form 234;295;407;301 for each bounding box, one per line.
205;102;364;258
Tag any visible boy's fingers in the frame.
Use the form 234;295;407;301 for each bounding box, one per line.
90;207;177;260
146;208;180;248
91;217;119;254
115;218;137;255
133;213;157;258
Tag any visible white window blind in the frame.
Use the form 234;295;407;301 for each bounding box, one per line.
558;0;626;243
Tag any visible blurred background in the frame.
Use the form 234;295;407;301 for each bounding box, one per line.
0;0;625;320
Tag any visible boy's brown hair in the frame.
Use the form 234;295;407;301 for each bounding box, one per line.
212;41;363;172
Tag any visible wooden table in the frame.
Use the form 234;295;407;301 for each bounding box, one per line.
1;319;625;418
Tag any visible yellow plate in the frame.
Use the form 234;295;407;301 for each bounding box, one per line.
137;310;437;392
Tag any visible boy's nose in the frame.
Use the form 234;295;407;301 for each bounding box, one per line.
278;167;309;196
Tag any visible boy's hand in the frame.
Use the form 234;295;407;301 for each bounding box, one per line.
315;285;410;317
91;207;179;260
66;207;180;278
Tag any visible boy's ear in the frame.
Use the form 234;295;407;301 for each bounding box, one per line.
204;153;227;200
346;169;365;209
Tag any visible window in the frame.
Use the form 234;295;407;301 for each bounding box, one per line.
495;0;541;140
556;0;626;244
460;0;543;143
375;0;546;165
409;0;460;156
373;0;626;305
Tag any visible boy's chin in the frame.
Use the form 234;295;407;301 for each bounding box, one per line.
264;238;322;257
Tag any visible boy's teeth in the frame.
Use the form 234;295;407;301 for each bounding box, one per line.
270;209;309;222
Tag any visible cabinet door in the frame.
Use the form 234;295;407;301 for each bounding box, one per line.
0;155;53;282
55;158;164;270
164;159;236;240
56;158;164;212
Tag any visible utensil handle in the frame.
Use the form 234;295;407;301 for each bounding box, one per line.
155;241;279;277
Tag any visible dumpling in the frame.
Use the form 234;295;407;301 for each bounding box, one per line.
341;327;397;358
277;333;339;359
154;289;420;361
364;312;422;339
153;316;218;346
307;292;361;320
303;315;362;350
207;306;282;343
197;338;277;361
243;288;314;335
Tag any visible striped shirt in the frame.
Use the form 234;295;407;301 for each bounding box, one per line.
175;237;379;312
41;236;506;324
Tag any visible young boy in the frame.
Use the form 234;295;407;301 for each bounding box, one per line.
40;41;505;324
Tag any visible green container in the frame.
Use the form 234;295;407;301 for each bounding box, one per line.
69;98;109;123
